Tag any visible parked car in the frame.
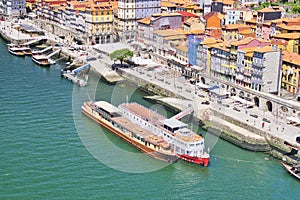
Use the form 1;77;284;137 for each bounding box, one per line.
296;136;300;144
233;107;241;112
262;117;271;123
222;104;230;108
86;56;96;61
54;43;63;47
68;47;76;51
250;114;258;118
201;101;210;105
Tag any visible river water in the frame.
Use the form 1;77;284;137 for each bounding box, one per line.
0;38;298;199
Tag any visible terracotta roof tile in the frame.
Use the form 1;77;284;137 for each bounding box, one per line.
254;46;276;53
258;7;281;13
273;33;300;40
137;17;151;25
282;51;300;66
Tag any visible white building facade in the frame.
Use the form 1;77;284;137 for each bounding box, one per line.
1;0;26;16
117;0;161;40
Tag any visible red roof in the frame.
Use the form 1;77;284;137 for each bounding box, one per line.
176;11;198;18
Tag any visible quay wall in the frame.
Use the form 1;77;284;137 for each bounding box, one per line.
119;69;300;163
118;69;273;152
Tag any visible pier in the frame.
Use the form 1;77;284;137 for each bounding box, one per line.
62;63;91;87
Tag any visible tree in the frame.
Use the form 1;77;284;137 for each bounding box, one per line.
109;48;133;67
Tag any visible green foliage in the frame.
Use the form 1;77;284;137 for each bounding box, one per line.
293;6;300;13
109;48;133;65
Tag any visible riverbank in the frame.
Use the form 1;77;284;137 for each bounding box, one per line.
1;19;299;164
118;67;300;164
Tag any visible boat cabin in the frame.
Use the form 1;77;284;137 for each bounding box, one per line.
160;118;187;133
94;101;121;118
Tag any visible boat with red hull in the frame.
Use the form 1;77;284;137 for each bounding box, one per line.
82;101;209;166
82;101;178;163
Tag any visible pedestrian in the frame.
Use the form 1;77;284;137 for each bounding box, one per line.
262;122;265;129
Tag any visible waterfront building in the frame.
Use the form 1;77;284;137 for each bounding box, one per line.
256;7;282;39
25;0;37;11
175;44;188;66
188;34;204;66
183;17;205;33
239;0;258;7
161;1;177;13
281;52;300;96
85;3;113;44
176;11;198;23
231;37;270;88
211;0;235;14
270;33;300;54
251;46;281;93
167;43;189;78
210;42;235;82
0;0;26;16
153;29;187;57
221;24;252;41
116;0;161;41
203;11;224;39
196;37;221;74
245;18;256;33
182;1;202;15
209;37;271;84
224;8;254;25
161;0;195;13
235;48;253;89
275;18;300;34
269;18;282;37
224;9;239;25
136;13;182;46
204;0;212;15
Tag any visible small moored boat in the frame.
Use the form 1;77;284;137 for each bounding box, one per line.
32;54;51;67
281;162;300;180
7;44;25;56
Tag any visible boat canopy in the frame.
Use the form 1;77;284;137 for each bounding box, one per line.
160;118;187;132
95;101;120;114
72;63;91;74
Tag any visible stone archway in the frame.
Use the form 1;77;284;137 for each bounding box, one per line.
254;96;259;107
266;101;273;112
230;88;236;96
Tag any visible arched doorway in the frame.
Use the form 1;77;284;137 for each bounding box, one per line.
266;101;272;112
200;77;205;84
230;88;236;96
254;96;259;107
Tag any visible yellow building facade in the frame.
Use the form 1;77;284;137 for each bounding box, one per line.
281;52;300;95
85;3;113;44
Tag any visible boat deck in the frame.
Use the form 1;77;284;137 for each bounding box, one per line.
111;116;170;148
120;102;166;124
63;73;87;87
